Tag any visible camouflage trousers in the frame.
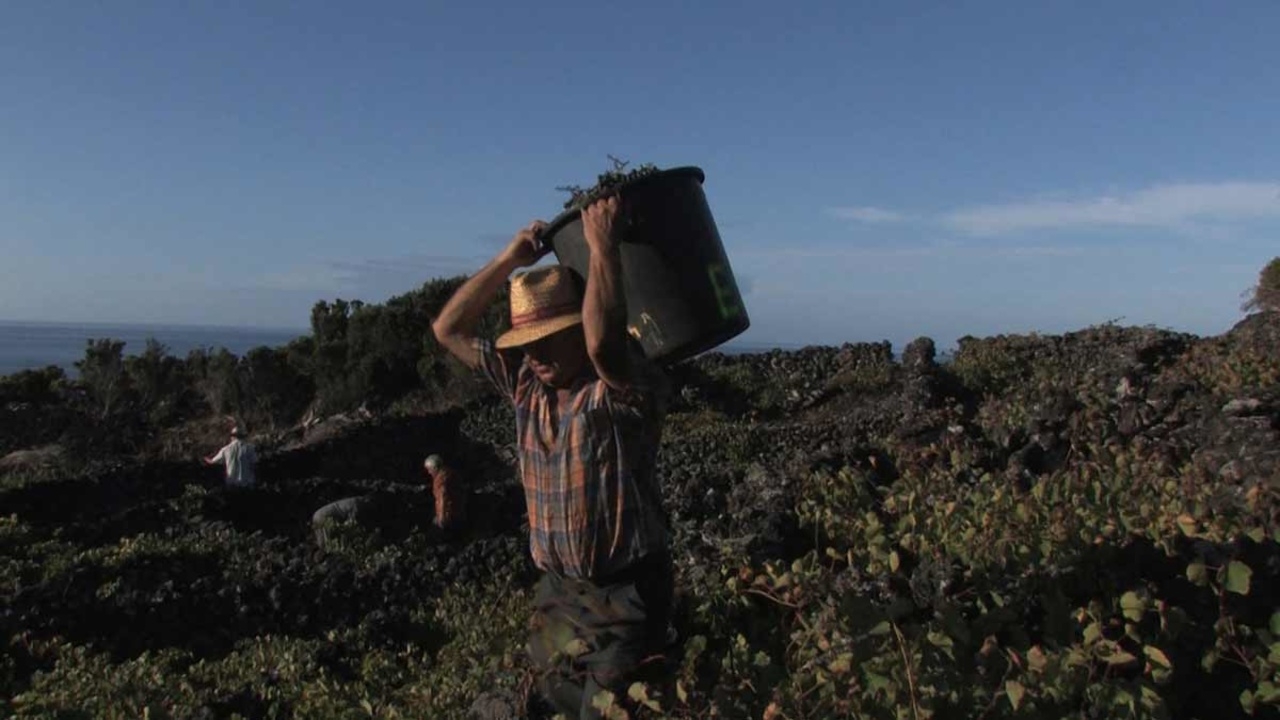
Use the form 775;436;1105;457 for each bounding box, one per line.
527;552;674;720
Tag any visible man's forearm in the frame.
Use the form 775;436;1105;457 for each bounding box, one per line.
432;255;519;362
583;242;629;378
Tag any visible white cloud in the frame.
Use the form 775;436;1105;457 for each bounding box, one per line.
828;206;907;223
944;182;1280;236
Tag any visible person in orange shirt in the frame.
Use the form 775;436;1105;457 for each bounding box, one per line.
423;453;467;537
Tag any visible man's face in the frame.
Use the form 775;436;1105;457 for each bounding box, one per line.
523;326;589;388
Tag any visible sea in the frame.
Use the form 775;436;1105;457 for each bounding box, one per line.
0;320;835;379
0;321;308;378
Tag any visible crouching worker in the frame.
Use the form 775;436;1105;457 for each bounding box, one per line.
311;453;465;549
432;196;675;719
311;495;378;549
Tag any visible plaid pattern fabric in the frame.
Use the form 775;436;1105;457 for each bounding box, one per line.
474;338;670;579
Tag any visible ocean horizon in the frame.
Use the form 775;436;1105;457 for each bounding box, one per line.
0;320;309;378
0;320;825;378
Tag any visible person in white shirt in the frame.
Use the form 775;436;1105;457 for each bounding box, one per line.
203;426;257;487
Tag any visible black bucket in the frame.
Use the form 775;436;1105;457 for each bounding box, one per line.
541;166;750;365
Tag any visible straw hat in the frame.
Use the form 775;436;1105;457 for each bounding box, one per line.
495;265;583;349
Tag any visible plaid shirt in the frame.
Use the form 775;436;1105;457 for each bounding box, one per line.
475;338;670;580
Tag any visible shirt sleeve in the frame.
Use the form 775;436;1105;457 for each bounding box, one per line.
211;445;228;463
473;338;521;401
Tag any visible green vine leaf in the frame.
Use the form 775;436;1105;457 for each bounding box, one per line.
1144;645;1173;684
557;157;661;210
563;638;591;658
1186;561;1208;586
1241;688;1256;714
1202;649;1220;672
1027;645;1048;673
1006;679;1026;711
591;689;630;720
1105;649;1140;667
865;672;892;695
1225;561;1253;596
1120;591;1146;622
1144;645;1172;669
628;682;663;712
1176;514;1197;537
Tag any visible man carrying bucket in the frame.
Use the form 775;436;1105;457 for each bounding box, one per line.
433;196;674;718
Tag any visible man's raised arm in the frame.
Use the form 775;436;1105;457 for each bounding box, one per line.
432;220;548;368
581;196;633;389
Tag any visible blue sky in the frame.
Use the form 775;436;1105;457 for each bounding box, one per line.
3;1;1278;351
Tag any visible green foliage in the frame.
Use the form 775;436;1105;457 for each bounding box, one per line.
0;365;66;405
685;344;896;419
671;456;1263;719
703;363;788;414
306;276;509;415
1160;318;1280;397
0;272;520;466
186;346;242;418
309;297;360;411
6;417;1280;719
240;345;313;429
2;478;537;718
8;579;534;719
55;339;157;456
950;333;1043;398
75;338;132;419
125;339;192;426
0;367;72;455
825;342;897;395
557;156;662;211
6;297;1280;720
1241;256;1280;314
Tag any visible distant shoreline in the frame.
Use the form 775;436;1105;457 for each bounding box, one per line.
0;318;310;335
0;321;309;378
0;320;806;378
0;320;939;378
